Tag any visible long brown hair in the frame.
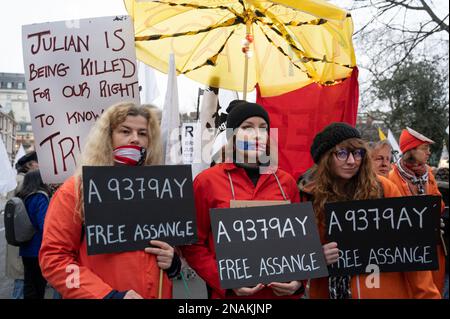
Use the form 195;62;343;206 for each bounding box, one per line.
74;102;162;221
312;138;382;230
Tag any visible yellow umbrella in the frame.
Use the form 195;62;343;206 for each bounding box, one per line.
125;0;356;98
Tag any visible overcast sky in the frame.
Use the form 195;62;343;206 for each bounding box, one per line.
0;0;448;111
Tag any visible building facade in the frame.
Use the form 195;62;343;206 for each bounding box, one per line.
0;110;18;163
0;72;34;151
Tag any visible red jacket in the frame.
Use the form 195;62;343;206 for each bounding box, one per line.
181;163;302;299
39;176;172;299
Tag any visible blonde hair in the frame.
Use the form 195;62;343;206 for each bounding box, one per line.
312;138;382;231
74;102;162;221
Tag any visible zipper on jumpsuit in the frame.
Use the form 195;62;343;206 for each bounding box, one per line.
227;171;288;201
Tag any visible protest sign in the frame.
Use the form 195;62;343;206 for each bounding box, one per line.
82;165;196;255
22;16;140;183
210;202;328;289
325;196;441;276
181;122;199;165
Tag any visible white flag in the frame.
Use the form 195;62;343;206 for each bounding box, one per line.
138;61;159;104
161;54;182;165
192;88;219;176
387;129;402;162
439;143;449;168
13;144;26;168
0;138;17;193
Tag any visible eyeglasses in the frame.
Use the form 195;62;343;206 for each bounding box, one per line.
334;148;366;161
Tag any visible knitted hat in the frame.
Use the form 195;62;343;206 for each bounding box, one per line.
399;127;435;153
226;100;270;138
310;122;361;164
16;151;38;168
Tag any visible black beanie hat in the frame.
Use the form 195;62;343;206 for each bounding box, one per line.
226;100;270;138
310;122;361;164
16;151;38;168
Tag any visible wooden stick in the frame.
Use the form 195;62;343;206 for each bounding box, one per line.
243;54;249;101
158;269;164;299
243;18;252;101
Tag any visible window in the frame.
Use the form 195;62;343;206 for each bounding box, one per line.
18;82;23;89
6;82;12;89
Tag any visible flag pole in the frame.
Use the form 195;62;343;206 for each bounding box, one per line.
242;16;253;101
243;53;249;101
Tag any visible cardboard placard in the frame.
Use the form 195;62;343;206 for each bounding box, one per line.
22;16;140;183
210;202;329;289
82;165;197;255
325;196;441;276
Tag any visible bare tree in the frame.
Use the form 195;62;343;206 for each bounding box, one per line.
336;0;449;110
352;0;448;74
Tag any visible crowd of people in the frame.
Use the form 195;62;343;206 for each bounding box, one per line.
3;100;448;299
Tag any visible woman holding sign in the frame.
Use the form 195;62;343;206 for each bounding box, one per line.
39;102;181;299
388;128;446;297
306;123;440;299
181;100;305;299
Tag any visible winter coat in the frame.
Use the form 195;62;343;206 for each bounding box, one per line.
309;176;441;299
39;176;172;299
19;192;49;257
5;173;25;279
180;163;303;299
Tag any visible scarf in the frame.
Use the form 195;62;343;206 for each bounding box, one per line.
397;159;429;195
113;145;147;166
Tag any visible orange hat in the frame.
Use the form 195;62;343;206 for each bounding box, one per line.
399;127;434;153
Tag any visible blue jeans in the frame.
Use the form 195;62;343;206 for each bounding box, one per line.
444;274;449;299
12;279;24;299
52;287;61;299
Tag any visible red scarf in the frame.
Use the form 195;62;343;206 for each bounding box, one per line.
113;145;147;166
398;159;429;195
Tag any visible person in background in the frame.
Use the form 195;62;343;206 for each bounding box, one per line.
39;102;181;299
15;169;50;299
435;167;449;299
307;122;440;299
4;151;39;299
367;140;393;177
181;100;305;299
297;166;315;202
388;127;447;297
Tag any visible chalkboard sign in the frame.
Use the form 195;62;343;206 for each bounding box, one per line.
82;165;197;255
325;195;441;276
210;203;329;290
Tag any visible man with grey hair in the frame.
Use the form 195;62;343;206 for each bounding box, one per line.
368;140;393;177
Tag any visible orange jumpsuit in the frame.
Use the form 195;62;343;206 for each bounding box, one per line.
389;165;446;296
39;176;172;299
309;176;441;299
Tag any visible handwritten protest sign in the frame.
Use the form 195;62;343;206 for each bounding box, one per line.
22;16;139;183
325;196;441;276
82;165;197;255
210;203;328;289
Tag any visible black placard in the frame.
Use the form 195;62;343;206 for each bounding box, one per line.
325;195;441;276
210;203;329;290
82;165;197;255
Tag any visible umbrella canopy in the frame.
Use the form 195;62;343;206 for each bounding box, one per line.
125;0;356;97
